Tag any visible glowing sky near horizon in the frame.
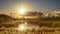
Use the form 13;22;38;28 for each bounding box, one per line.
0;0;60;14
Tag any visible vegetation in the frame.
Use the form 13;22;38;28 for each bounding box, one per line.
0;14;60;28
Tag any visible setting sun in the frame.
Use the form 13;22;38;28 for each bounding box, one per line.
18;8;27;15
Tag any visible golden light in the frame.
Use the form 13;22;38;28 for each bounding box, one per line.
18;8;27;15
18;24;25;31
18;22;28;31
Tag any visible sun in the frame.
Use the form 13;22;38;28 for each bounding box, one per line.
18;8;26;15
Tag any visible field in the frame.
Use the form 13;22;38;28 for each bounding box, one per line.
0;14;60;34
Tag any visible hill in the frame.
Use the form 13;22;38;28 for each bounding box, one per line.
0;14;15;23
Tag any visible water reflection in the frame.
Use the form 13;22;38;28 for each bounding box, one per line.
0;21;56;34
18;22;40;31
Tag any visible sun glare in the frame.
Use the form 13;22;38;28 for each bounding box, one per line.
18;23;28;31
18;24;25;31
18;8;26;15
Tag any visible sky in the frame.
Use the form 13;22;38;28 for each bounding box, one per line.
0;0;60;14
